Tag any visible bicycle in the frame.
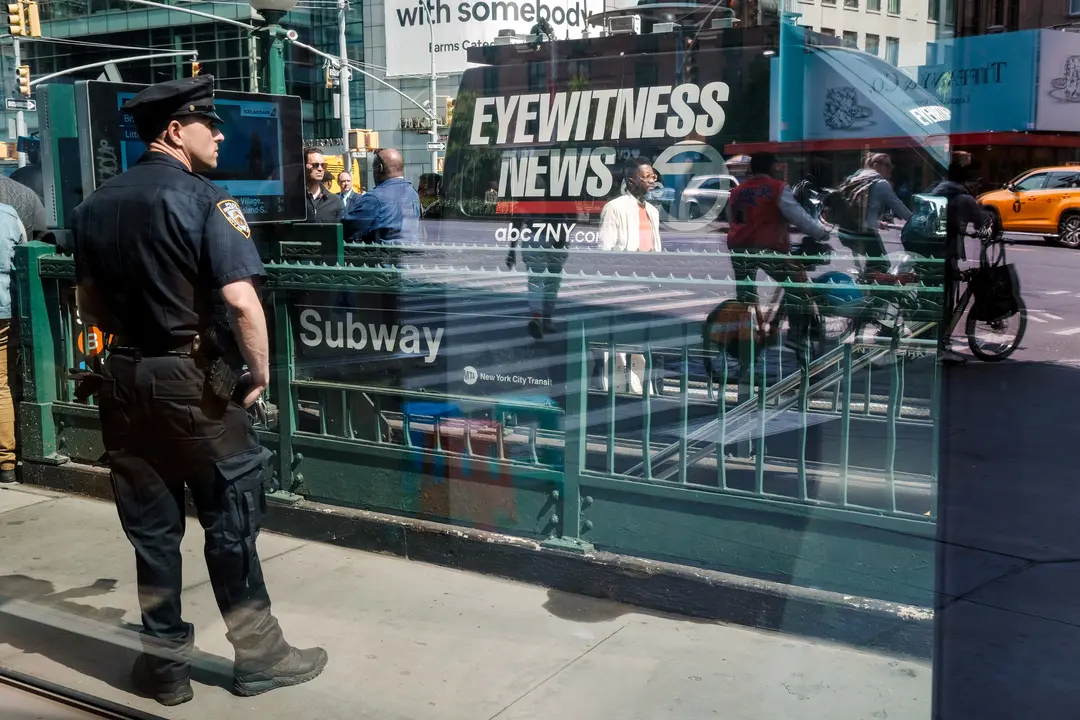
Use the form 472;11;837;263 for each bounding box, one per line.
701;222;1027;377
702;182;910;377
701;234;886;377
940;226;1027;362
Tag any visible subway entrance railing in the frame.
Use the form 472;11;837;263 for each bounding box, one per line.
14;238;945;607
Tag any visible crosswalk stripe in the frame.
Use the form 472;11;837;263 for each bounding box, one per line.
1054;327;1080;336
1042;313;1064;320
1045;290;1071;295
1029;316;1048;323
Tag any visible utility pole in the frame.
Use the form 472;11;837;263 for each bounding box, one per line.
338;0;350;172
8;0;39;168
12;36;24;167
427;2;438;174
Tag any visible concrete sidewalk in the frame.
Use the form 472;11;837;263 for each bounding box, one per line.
0;484;929;719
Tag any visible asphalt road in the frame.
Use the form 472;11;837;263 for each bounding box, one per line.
996;232;1080;362
412;217;1080;362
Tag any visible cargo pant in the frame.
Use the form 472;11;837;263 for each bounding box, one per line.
523;247;568;319
99;352;290;684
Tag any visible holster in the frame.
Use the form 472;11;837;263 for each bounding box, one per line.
67;369;105;402
199;325;247;402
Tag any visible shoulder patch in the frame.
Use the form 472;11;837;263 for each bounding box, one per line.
217;200;251;239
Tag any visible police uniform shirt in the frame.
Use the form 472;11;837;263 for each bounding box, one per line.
72;153;264;349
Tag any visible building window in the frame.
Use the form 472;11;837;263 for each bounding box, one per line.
822;0;836;6
844;0;858;7
945;0;955;22
885;36;900;64
843;31;858;47
867;0;881;9
820;27;836;36
888;0;900;12
1072;0;1080;14
928;0;940;20
527;62;546;93
865;33;880;55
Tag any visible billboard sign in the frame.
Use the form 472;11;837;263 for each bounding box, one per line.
919;30;1038;134
802;47;951;146
1036;29;1080;133
383;0;594;77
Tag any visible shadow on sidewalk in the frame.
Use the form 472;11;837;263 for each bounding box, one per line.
937;359;1080;718
0;574;234;699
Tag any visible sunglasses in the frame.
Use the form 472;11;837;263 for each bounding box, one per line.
307;162;327;169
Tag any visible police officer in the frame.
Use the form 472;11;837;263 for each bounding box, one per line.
70;75;327;706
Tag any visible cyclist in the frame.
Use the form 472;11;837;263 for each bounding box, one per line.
726;152;831;357
831;152;912;274
929;160;993;365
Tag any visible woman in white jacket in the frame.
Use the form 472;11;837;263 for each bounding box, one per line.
597;158;662;394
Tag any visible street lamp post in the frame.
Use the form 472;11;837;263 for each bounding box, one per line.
426;5;438;174
337;0;351;173
249;0;297;95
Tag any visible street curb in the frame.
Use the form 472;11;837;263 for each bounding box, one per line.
21;461;933;659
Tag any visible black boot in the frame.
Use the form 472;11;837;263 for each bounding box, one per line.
232;646;329;697
132;655;194;707
527;314;544;340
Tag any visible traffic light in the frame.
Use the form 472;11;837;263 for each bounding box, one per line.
16;65;30;97
348;129;380;152
444;97;455;127
25;1;38;36
347;128;363;152
191;61;201;77
7;2;24;35
7;0;37;36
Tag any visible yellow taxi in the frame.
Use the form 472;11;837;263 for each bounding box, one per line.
978;164;1080;248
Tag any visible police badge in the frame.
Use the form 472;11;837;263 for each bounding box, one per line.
217;199;251;239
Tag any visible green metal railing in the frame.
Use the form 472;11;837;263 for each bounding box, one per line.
14;239;946;604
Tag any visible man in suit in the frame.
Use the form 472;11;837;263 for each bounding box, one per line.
337;171;358;211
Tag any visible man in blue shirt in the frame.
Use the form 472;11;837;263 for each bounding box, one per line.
343;148;420;243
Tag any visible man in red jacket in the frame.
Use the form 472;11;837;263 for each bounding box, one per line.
727;152;831;355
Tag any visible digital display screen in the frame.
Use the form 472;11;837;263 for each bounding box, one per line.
79;81;306;223
116;93;285;218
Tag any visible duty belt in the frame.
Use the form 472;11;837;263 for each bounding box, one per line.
109;336;200;358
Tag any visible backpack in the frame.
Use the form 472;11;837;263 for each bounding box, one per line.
824;174;879;233
900;187;965;259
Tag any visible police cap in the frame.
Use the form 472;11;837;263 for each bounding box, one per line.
123;74;225;142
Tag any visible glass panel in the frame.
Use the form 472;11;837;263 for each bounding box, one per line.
13;3;1080;720
1014;172;1049;191
885;36;901;64
1047;171;1080;189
